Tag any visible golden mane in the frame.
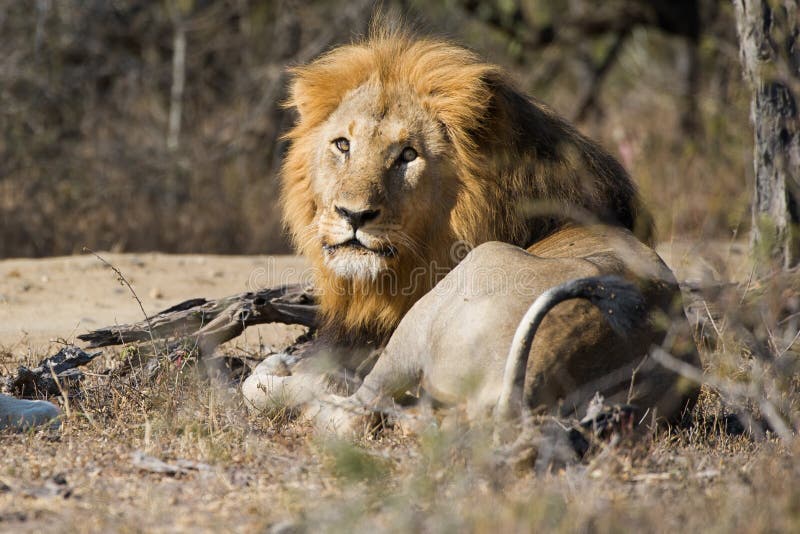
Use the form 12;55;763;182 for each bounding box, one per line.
280;27;650;345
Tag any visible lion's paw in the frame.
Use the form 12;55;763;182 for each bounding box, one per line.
307;397;376;439
252;352;296;377
242;371;322;415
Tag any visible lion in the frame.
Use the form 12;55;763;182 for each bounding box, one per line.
243;229;700;435
279;26;651;349
241;27;700;433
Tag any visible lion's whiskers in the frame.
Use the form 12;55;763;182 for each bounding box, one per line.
295;221;320;252
387;230;427;266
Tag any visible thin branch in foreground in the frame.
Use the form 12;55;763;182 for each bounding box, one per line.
83;248;159;355
651;345;794;443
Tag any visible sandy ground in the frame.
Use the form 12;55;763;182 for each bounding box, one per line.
0;241;751;356
0;243;789;534
0;253;309;356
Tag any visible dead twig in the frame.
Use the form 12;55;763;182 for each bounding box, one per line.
78;284;318;358
5;346;102;398
84;248;160;356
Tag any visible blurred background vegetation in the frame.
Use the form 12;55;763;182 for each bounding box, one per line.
0;0;752;258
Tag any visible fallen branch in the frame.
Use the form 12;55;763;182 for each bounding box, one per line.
5;346;102;398
77;284;318;357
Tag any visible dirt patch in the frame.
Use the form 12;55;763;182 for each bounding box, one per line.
2;245;795;533
0;253;310;356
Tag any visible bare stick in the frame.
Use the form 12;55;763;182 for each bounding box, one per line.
78;284;318;358
5;346;102;399
84;248;159;355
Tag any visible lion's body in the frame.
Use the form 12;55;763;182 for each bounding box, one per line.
242;28;699;434
345;225;699;424
242;225;699;433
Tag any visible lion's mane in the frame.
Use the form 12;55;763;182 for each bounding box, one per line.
280;27;650;345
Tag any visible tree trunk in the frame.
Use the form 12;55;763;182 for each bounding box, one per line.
166;19;186;152
734;0;800;270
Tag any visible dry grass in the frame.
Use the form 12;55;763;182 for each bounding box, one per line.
0;2;750;258
2;269;800;534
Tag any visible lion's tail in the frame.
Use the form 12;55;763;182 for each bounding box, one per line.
495;275;646;422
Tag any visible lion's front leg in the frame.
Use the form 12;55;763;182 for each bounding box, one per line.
239;340;359;414
304;395;379;438
242;369;379;437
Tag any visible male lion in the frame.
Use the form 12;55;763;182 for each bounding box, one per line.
242;27;699;432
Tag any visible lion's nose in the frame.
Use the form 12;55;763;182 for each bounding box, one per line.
335;206;381;230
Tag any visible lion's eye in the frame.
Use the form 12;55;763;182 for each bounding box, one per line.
334;138;350;153
400;147;417;163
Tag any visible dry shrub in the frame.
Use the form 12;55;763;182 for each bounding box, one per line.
1;1;749;258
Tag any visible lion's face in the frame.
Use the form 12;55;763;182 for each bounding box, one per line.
310;80;453;281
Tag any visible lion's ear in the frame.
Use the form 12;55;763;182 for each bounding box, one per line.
285;67;343;126
418;64;501;154
285;48;375;127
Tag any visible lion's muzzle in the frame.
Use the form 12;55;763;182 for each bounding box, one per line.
319;204;399;279
334;205;381;230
